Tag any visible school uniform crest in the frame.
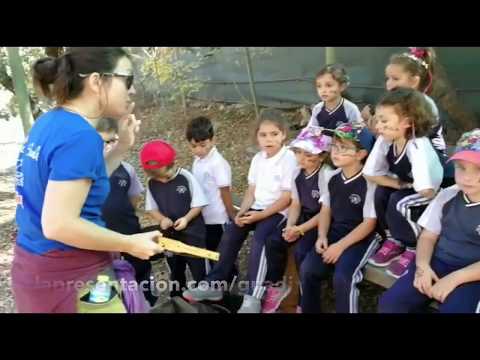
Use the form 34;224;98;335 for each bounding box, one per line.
118;179;128;187
476;224;480;236
311;190;320;199
349;194;361;205
176;185;188;194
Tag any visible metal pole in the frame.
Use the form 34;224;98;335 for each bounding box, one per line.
244;47;260;120
325;47;336;65
173;48;187;116
6;47;34;136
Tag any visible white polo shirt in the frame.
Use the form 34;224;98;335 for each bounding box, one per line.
248;146;298;216
192;146;232;225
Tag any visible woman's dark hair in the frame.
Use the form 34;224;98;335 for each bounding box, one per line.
32;47;131;104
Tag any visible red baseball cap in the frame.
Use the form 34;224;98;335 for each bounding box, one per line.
447;129;480;167
140;140;176;169
449;151;480;167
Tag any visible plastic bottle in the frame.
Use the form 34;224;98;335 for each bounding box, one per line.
89;275;111;303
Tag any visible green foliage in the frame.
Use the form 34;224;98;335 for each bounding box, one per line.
141;47;216;103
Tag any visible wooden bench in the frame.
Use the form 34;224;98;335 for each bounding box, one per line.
364;264;396;289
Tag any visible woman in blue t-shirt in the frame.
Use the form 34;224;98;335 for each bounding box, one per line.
11;47;163;313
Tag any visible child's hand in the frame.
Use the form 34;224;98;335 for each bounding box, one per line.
430;272;461;303
283;226;300;243
397;179;413;190
234;213;245;227
160;217;174;230
418;188;436;200
173;217;188;231
228;209;238;222
413;264;439;297
322;242;345;264
240;211;262;225
315;236;328;254
367;115;378;135
361;105;372;122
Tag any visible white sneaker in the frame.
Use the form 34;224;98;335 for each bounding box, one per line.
237;294;261;313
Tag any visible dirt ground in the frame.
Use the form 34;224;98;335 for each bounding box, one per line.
0;102;384;313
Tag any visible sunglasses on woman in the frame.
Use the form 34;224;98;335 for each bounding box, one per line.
78;72;134;90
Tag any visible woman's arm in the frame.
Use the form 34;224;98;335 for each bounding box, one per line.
41;179;163;259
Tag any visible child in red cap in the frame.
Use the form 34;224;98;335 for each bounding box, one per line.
140;139;209;297
379;129;480;313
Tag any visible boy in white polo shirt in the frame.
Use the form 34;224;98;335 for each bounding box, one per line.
186;116;237;272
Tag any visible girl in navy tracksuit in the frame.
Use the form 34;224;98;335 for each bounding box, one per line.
364;88;443;279
262;127;335;313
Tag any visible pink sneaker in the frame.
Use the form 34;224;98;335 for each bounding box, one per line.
261;285;291;313
368;239;404;267
386;248;416;279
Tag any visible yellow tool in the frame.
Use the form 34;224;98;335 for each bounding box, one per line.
155;236;220;261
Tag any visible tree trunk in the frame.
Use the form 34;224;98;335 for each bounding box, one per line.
7;47;34;136
0;55;42;120
0;60;15;93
